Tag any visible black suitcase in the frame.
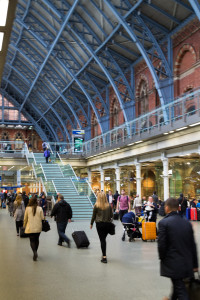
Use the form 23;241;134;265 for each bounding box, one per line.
197;209;200;221
113;212;119;220
72;231;90;248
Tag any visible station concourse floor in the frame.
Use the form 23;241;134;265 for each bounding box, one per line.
1;210;200;300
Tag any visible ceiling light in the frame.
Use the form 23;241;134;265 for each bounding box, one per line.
189;122;200;127
128;143;135;146
163;133;169;135
176;127;187;131
169;131;174;133
0;0;9;26
135;140;142;144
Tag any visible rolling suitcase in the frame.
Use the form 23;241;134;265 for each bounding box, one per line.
190;208;197;221
72;231;90;248
197;209;200;221
186;208;191;220
2;202;6;208
142;222;156;241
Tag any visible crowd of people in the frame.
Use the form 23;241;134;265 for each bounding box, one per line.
1;188;199;299
90;189;199;299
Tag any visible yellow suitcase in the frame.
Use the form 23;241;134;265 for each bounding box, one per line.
142;222;156;241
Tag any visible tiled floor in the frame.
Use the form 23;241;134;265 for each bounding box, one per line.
0;209;200;300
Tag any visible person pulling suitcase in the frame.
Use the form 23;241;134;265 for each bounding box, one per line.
51;194;72;247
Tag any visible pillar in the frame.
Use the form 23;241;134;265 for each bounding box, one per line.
88;169;92;186
39;180;41;195
135;162;142;199
100;168;104;191
115;167;121;193
162;158;169;201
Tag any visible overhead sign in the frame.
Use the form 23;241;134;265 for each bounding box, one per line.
72;130;85;135
74;137;84;153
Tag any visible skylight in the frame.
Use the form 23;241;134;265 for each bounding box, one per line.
0;0;9;26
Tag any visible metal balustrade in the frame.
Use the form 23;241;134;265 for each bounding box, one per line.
44;89;200;158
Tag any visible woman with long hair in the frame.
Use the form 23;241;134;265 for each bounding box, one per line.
13;194;25;236
90;192;113;263
24;196;44;261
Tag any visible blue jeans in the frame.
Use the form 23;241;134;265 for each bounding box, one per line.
57;221;69;245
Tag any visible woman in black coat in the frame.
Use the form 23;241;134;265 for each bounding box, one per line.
158;198;198;300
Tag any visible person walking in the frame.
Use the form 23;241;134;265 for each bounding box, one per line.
39;194;47;216
133;194;142;215
90;192;113;263
178;193;188;216
113;190;119;211
158;197;198;300
116;189;131;221
51;194;72;247
106;190;114;209
22;191;29;208
23;196;44;261
42;141;47;152
44;148;50;163
152;191;159;205
13;194;25;236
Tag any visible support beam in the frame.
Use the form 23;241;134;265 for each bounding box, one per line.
188;0;200;21
104;0;172;121
19;0;79;112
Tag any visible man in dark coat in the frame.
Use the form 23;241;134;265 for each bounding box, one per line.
51;194;72;247
152;191;159;205
158;198;198;300
177;193;188;215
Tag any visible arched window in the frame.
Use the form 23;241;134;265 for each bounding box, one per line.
1;132;9;141
138;80;148;116
93;116;98;137
113;103;119;128
15;132;23;149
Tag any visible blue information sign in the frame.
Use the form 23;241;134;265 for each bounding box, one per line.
72;130;85;135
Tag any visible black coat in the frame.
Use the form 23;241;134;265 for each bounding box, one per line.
158;211;198;279
178;196;188;213
51;200;72;222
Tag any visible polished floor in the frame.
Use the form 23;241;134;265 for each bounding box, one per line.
0;209;200;300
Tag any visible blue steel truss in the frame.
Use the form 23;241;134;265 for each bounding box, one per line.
0;0;198;141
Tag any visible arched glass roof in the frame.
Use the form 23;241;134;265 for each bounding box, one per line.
1;0;199;141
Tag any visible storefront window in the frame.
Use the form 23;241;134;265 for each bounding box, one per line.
104;169;116;193
169;158;200;198
120;167;136;196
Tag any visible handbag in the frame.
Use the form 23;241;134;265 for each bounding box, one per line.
184;273;200;299
20;227;28;238
42;219;51;232
108;222;115;235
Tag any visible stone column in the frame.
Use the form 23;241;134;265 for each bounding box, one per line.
88;169;92;186
135;162;142;199
39;180;41;195
100;168;104;191
162;158;169;201
115;167;121;193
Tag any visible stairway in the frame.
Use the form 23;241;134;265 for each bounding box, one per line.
32;153;94;220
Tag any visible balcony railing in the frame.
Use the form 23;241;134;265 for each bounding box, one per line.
44;89;200;158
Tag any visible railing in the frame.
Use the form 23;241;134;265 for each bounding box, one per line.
83;88;200;156
0;140;27;156
44;181;57;198
60;164;77;179
71;178;96;206
59;163;96;205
